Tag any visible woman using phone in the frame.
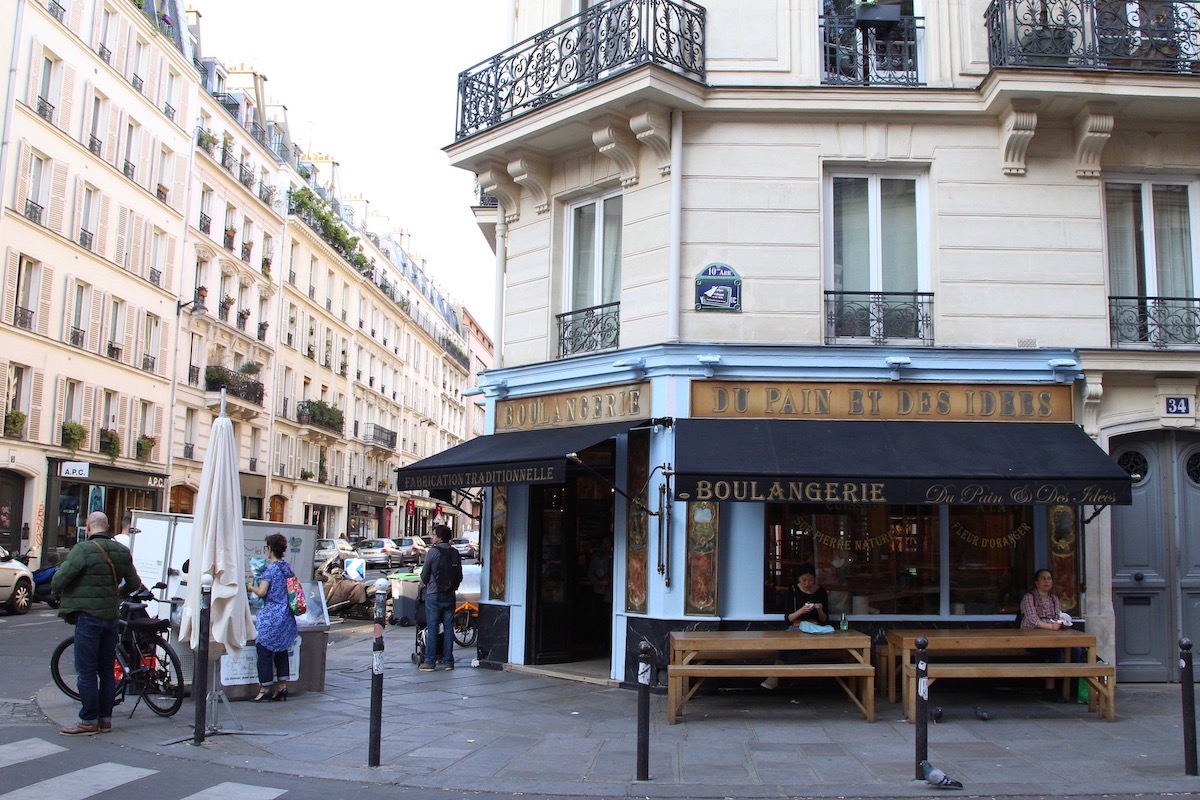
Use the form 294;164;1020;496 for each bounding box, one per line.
762;564;830;690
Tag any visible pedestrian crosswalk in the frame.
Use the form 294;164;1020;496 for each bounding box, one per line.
0;738;288;800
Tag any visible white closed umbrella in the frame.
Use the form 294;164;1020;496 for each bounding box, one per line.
178;405;256;657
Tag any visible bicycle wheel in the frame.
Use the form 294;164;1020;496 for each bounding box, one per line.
51;637;81;701
452;611;477;648
132;636;184;717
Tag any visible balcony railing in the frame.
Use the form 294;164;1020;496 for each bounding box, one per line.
69;326;85;347
986;0;1200;72
224;230;236;250
363;423;398;450
78;229;93;250
248;457;258;472
241;243;253;262
199;212;211;234
156;184;168;202
36;96;55;123
14;306;34;331
259;183;275;204
820;15;924;86
824;291;935;345
188;364;200;385
141;353;156;372
220;147;236;171
48;0;65;21
204;364;264;405
239;164;256;189
24;198;43;224
131;74;143;93
218;303;231;323
1110;295;1200;347
163;102;175;121
212;92;241;119
288;270;296;285
148;267;161;286
88;134;103;156
557;301;620;358
455;0;706;140
98;44;111;64
107;341;121;360
123;160;135;180
183;442;195;459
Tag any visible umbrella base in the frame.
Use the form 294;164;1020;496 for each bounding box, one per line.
161;669;286;745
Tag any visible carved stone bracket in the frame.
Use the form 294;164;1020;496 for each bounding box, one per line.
592;116;640;187
1001;100;1039;176
195;244;216;261
1083;372;1103;438
219;261;237;277
508;156;551;214
1074;104;1115;178
477;162;521;223
629;104;672;177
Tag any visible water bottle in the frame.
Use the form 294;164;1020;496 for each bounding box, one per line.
840;610;849;631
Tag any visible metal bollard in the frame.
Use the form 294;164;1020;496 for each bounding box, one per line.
1182;639;1197;776
192;577;212;747
914;636;929;781
636;640;652;781
368;577;389;767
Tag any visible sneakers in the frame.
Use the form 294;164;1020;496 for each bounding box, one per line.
418;663;435;671
442;663;455;671
60;723;99;736
760;677;779;691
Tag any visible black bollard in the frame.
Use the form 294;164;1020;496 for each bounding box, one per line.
191;579;212;747
914;636;929;781
636;640;652;781
368;578;389;767
1182;639;1197;776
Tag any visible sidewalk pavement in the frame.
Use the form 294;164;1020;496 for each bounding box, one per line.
36;619;1200;799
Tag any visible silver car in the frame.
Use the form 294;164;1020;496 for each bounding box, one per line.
355;538;405;569
313;538;357;570
0;546;34;615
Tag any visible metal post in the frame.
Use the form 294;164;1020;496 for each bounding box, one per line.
1182;638;1197;776
191;577;212;746
368;578;389;767
636;640;652;781
914;635;929;780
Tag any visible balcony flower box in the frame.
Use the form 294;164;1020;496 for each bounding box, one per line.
136;434;157;463
61;421;87;454
99;428;120;461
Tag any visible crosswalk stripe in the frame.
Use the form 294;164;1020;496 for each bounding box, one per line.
0;762;156;800
180;783;287;800
0;738;66;769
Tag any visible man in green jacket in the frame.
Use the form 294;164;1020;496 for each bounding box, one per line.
51;511;143;735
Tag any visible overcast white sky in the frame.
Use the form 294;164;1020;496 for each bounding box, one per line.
192;1;512;335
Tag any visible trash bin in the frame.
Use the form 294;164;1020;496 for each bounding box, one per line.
388;572;421;626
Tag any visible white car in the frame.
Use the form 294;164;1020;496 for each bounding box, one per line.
313;538;357;569
355;538;406;569
0;546;34;615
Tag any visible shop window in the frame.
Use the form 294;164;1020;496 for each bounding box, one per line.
947;506;1034;616
764;504;939;616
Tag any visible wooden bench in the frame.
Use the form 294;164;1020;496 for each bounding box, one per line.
902;661;1116;721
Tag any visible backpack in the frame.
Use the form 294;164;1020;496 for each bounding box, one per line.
433;544;462;594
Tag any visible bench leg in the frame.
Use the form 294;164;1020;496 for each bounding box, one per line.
667;673;680;724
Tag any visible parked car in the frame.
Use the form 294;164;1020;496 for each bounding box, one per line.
396;536;427;567
0;546;34;615
450;538;478;560
314;538;357;570
355;538;406;569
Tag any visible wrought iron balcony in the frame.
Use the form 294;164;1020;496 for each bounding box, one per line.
78;229;93;250
257;321;269;341
183;442;195;459
141;353;156;372
156;184;168;202
212;92;241;119
824;291;934;345
131;74;143;93
821;14;924;86
236;311;250;331
199;212;211;234
455;0;706;140
241;243;253;262
88;134;103;156
148;267;161;287
48;0;65;21
259;183;275;204
36;96;54;123
204;365;264;406
24;198;43;224
220;147;236;171
223;230;236;250
248;457;258;472
188;364;200;385
557;301;620;358
14;306;34;331
106;341;121;360
1110;295;1200;347
986;0;1200;72
239;164;255;189
123;160;135;180
98;44;111;64
69;326;85;347
308;286;315;299
288;270;296;285
163;102;175;121
245;121;268;146
218;303;231;323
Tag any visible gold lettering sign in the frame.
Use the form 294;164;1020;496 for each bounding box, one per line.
496;381;651;432
690;381;1074;423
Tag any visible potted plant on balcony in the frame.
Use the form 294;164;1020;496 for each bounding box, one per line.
99;427;120;461
300;468;315;480
237;308;252;323
196;285;208;299
239;361;261;377
61;421;87;454
197;129;217;151
4;409;26;439
135;434;156;463
221;294;235;308
297;401;311;425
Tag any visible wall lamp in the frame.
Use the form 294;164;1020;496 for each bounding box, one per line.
696;354;721;378
884;355;911;381
1048;358;1078;383
177;296;208;315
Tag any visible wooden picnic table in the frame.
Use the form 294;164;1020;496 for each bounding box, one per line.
667;629;875;723
884;628;1115;722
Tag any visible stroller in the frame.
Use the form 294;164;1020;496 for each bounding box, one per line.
409;585;446;665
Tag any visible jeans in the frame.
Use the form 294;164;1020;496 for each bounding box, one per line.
256;642;289;685
424;590;455;667
74;613;119;724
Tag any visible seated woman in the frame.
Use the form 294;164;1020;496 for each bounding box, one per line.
762;564;830;690
1020;567;1083;701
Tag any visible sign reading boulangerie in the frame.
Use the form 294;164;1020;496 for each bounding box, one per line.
496;381;650;432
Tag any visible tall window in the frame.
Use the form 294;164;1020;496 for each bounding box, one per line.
107;299;123;353
39;56;54;107
568;193;622;312
70;281;88;346
29;154;46;206
64;380;81;422
80;186;97;243
9;365;27;415
15;257;39;331
101;390;116;430
1106;181;1198;345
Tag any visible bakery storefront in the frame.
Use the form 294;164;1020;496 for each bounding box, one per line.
398;370;1132;683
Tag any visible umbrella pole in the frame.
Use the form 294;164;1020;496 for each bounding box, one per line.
191;577;212;745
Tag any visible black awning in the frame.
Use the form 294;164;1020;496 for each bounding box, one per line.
674;419;1132;506
396;420;645;492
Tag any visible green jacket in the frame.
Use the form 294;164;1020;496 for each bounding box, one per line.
51;534;143;620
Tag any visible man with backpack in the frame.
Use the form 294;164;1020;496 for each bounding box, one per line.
419;524;462;671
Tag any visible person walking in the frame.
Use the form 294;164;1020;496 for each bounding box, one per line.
247;533;298;701
419;524;463;671
112;512;138;548
51;511;144;735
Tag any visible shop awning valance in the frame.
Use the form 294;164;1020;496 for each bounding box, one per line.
395;420;646;493
673;419;1132;506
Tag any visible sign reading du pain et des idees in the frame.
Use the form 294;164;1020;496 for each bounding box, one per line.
496;382;651;433
691;381;1075;423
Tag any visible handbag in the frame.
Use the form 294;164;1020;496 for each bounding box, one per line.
284;564;306;616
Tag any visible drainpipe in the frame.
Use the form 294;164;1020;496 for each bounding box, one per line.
0;0;28;215
493;211;507;369
667;109;682;343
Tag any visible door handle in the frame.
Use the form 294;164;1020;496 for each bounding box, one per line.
1133;571;1145;582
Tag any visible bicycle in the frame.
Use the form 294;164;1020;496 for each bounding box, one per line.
452;598;478;648
51;582;185;718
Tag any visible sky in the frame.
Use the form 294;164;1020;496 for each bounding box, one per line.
191;1;513;335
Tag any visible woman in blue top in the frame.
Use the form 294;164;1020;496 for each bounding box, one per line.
248;533;298;701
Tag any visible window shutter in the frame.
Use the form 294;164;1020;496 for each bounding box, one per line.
37;265;53;337
48;162;68;234
0;362;7;417
69;177;82;243
97;193;110;257
117;394;128;456
26;39;42;107
164;234;177;296
129;213;144;275
87;290;103;352
139;130;151;189
66;0;83;35
154;405;163;452
28;370;44;443
115;23;129;78
157;316;168;378
2;248;18;325
115;206;128;269
147;54;160;106
81;384;94;437
105;106;119;164
61;273;74;342
59;64;76;136
172;153;187;213
122;306;135;366
54;377;66;443
14;140;30;214
89;2;101;47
